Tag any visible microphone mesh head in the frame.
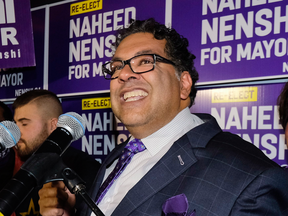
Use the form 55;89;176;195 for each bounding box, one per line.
57;112;85;141
0;121;21;149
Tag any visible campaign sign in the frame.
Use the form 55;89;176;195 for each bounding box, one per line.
171;0;288;84
0;0;35;69
0;9;45;100
191;83;288;167
48;0;167;95
61;92;130;163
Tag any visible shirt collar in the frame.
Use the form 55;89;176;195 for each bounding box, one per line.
133;107;203;156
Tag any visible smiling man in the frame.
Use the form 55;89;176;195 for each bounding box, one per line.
39;18;288;216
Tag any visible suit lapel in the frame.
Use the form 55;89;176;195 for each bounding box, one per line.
111;114;221;216
112;135;196;216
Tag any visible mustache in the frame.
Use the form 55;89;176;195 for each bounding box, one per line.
16;139;27;147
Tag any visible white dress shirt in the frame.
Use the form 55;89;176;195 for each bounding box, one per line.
92;108;203;216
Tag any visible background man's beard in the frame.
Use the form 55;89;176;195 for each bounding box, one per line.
16;127;49;161
16;145;33;161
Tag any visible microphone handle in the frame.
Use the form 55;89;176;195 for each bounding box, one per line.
0;169;36;215
35;127;73;155
0;153;61;216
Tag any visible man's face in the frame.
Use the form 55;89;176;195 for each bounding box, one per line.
14;103;50;161
110;33;190;138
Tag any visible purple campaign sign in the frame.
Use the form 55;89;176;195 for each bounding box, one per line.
0;0;35;69
48;0;166;95
191;83;288;167
3;0;287;99
171;0;288;84
0;9;45;100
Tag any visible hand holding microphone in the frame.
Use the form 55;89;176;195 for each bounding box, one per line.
39;181;76;216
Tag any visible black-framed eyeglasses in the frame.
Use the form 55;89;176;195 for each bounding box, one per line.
102;54;175;80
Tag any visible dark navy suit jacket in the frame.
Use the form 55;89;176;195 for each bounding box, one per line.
78;113;288;216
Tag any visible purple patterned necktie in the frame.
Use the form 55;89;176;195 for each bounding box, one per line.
95;138;146;204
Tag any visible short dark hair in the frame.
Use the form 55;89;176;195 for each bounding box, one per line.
278;82;288;129
12;89;63;116
0;101;13;121
113;18;199;106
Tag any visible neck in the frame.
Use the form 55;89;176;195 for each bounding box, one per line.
128;106;188;139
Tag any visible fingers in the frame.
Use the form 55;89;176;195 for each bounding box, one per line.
39;182;67;205
39;207;65;216
38;181;75;216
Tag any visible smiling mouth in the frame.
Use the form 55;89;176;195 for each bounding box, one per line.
124;90;148;102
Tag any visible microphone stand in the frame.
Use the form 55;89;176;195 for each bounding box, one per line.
61;167;105;216
42;157;105;216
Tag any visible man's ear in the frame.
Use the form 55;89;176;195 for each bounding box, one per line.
180;71;193;100
50;117;58;132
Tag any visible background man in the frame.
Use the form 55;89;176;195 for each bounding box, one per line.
1;90;100;216
278;82;288;144
39;19;288;216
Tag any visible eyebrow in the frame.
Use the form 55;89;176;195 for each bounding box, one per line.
112;49;154;61
16;118;31;123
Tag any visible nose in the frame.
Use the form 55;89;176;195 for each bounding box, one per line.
118;64;140;82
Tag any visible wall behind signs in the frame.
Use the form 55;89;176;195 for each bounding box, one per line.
1;0;287;165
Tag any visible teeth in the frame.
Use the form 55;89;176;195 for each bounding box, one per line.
124;90;148;102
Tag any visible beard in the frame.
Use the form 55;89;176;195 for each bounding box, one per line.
16;125;50;161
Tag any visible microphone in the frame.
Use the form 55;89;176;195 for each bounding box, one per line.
0;121;21;158
0;112;85;216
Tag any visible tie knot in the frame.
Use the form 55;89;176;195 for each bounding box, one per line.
125;138;146;154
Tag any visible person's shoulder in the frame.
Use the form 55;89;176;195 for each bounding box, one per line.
211;131;280;169
199;131;288;191
191;114;281;169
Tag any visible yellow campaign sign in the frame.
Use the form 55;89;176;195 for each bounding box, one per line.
82;97;111;110
70;0;102;16
212;87;258;103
